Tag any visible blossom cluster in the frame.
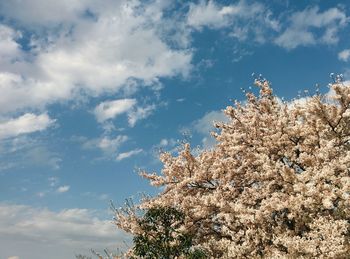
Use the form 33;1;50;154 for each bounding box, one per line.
115;79;350;258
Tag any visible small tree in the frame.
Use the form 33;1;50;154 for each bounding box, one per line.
116;76;350;258
131;206;206;259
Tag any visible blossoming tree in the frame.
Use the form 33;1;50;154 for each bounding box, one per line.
115;77;350;258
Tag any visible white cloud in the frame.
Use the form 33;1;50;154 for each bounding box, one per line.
0;203;129;259
94;99;136;123
127;104;156;127
275;6;347;49
187;0;236;29
338;49;350;62
98;136;129;154
57;185;70;193
0;25;22;63
94;99;157;127
116;148;143;161
193;110;227;135
0;1;192;115
193;110;228;149
187;0;279;42
81;135;129;157
7;256;19;259
0;113;55;140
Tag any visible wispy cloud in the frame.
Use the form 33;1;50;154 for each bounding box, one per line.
187;0;279;43
187;1;348;51
0;137;61;171
82;192;110;201
81;135;128;154
127;104;156;127
76;135;130;161
275;6;348;49
94;99;156;127
0;113;54;140
116;148;143;161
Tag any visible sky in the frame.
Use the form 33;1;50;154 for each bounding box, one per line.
1;0;350;258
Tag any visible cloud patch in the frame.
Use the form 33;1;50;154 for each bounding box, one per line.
116;148;143;161
94;99;156;127
0;203;129;259
57;185;70;193
94;99;136;123
193;110;227;135
127;104;156;127
275;6;348;49
0;113;54;140
0;136;61;171
0;0;192;115
193;110;228;149
77;135;130;161
187;0;279;43
338;49;350;62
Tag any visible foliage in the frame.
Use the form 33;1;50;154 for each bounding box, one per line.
115;77;350;258
131;206;206;259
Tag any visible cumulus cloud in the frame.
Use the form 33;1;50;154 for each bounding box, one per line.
0;0;192;115
116;148;143;161
0;24;22;63
0;203;129;259
275;6;348;49
0;113;55;140
94;99;136;123
338;49;350;62
187;0;238;29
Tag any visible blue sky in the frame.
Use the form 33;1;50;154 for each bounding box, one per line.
1;0;350;258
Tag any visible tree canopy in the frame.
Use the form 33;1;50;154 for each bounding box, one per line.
131;206;206;259
115;77;350;258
